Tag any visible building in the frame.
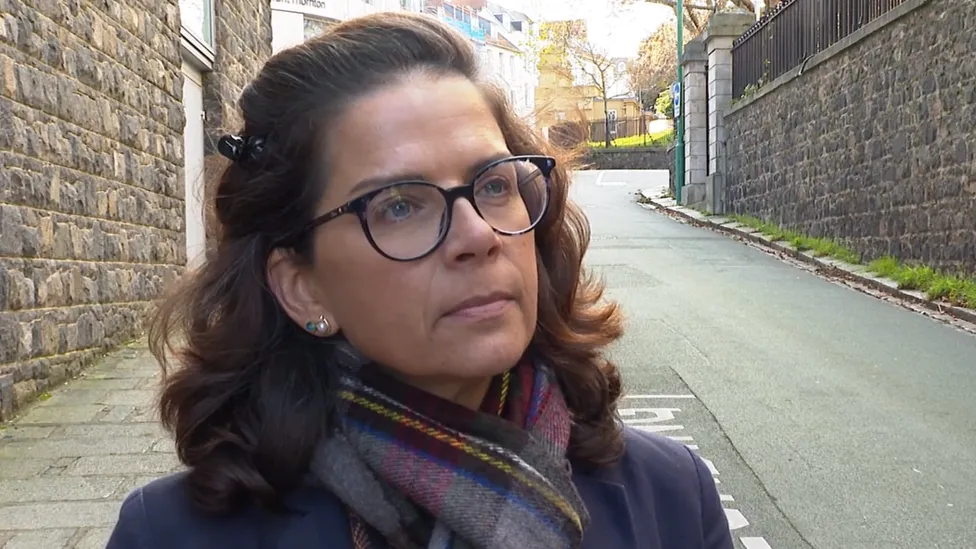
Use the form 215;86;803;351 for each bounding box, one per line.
534;19;589;136
482;2;539;120
0;0;272;419
533;20;642;143
269;1;536;117
422;0;537;119
271;0;424;53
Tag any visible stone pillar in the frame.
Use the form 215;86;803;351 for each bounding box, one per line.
680;38;708;207
702;10;754;213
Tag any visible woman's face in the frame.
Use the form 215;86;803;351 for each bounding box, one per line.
271;74;539;389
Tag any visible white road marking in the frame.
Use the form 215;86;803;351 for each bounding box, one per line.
618;407;680;419
619;397;774;547
701;457;720;476
725;509;750;530
623;394;697;399
631;424;685;433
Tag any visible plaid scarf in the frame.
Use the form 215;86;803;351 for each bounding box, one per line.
309;356;589;549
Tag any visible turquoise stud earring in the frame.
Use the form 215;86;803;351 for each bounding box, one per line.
305;315;330;335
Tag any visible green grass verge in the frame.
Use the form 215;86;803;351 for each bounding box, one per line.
729;214;976;310
589;129;674;149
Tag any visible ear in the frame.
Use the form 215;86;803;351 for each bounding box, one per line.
266;248;337;335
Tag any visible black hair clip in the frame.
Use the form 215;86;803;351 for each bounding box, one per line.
217;134;266;165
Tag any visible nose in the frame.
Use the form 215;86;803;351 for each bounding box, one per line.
441;197;501;263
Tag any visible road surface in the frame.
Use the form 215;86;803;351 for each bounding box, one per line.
575;169;976;549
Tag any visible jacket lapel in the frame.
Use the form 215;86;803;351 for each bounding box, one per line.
262;487;352;549
573;470;638;549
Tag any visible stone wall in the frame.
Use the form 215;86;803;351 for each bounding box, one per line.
204;0;273;148
0;0;273;419
0;0;186;419
581;147;671;170
200;0;274;250
667;144;676;196
726;0;976;274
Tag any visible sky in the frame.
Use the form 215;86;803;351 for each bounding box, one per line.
533;0;675;58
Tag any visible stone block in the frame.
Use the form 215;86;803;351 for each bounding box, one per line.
0;501;122;530
0;458;54;479
0;477;125;504
65;453;181;476
0;372;13;419
1;529;76;549
74;528;113;549
681;183;707;206
13;405;103;425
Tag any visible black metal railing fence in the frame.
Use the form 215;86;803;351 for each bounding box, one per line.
587;116;650;143
732;0;908;98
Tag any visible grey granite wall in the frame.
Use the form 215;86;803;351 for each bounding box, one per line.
582;147;671;170
0;0;273;419
204;0;273;149
725;0;976;274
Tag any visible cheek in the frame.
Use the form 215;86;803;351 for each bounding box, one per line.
314;230;431;335
511;235;540;314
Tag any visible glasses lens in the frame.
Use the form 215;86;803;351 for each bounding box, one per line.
473;158;549;234
364;183;447;260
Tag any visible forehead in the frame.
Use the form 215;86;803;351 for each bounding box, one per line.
323;74;510;200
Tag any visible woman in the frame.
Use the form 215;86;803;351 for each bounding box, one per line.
106;11;732;549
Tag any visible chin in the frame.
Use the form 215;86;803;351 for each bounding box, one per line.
443;328;532;379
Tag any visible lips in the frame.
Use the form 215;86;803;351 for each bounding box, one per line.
444;291;516;317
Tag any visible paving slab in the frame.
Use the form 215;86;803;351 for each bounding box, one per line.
73;528;112;549
2;529;76;549
0;341;176;546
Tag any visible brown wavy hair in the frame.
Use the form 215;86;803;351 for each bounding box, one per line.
151;11;624;515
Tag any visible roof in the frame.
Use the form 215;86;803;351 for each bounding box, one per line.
484;1;534;23
486;33;521;52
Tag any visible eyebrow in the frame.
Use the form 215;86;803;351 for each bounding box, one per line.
345;152;513;199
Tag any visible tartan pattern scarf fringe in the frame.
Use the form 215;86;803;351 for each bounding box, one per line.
309;357;589;549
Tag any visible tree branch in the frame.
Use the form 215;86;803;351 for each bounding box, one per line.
643;0;716;10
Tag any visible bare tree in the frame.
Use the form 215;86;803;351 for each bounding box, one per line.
539;20;628;147
636;0;781;34
628;21;690;109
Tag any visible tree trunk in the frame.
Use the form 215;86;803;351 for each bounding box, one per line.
603;95;611;147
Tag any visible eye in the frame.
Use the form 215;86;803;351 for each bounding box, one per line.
374;196;419;222
476;176;515;198
385;199;413;219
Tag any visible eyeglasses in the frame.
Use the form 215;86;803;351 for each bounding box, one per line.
298;155;554;261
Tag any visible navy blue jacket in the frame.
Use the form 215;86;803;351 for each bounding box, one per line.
106;428;733;549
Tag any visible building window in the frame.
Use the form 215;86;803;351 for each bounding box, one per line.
304;15;338;41
180;0;214;49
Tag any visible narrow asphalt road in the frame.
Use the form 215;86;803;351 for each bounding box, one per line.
575;169;976;549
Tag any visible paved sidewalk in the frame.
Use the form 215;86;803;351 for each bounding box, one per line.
637;188;976;332
0;341;179;549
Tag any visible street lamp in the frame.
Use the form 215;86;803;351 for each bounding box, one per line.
674;0;684;204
